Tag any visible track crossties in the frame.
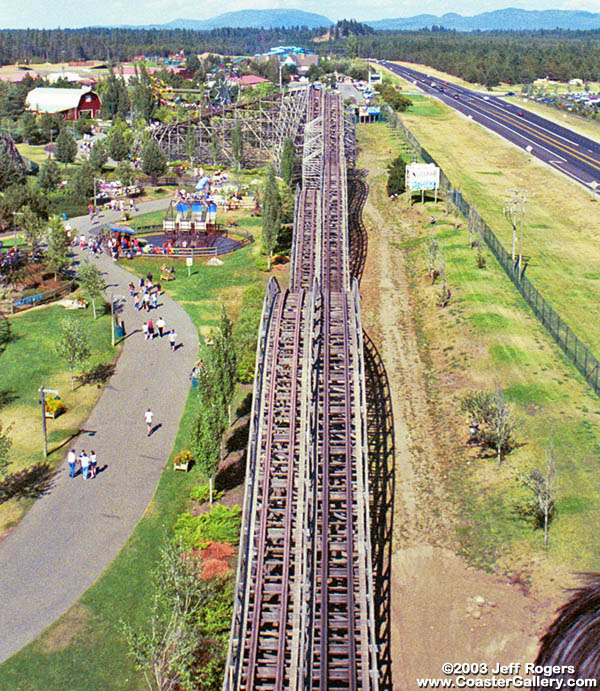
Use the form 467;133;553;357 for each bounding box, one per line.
225;89;378;690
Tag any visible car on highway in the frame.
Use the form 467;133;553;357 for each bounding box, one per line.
516;110;525;116
453;94;460;99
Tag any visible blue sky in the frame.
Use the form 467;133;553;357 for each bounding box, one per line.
3;0;600;29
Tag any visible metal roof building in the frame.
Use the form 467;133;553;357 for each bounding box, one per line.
25;87;101;120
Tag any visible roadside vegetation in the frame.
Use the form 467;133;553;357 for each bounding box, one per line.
380;63;600;357
358;121;600;594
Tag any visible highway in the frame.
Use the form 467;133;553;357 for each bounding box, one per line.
378;61;600;193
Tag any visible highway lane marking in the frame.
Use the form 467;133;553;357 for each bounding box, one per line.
390;63;587;151
474;105;600;169
382;62;600;190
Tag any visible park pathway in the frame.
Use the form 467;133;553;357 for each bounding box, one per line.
0;197;199;663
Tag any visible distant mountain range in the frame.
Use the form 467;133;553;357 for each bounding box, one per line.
365;9;600;31
143;10;333;31
124;8;600;32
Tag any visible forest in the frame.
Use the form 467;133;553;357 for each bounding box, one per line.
1;25;600;86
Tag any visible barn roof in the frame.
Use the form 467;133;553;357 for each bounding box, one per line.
25;87;97;114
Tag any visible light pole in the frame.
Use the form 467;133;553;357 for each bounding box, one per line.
39;387;58;458
93;177;103;214
110;293;124;346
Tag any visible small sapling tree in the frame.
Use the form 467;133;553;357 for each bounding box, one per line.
523;442;556;547
77;263;106;319
428;234;438;284
55;317;91;390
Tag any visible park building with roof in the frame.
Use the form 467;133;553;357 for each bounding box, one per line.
25;87;101;120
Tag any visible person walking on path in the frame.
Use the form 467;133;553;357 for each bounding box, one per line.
134;293;140;311
79;450;90;480
156;316;165;338
142;322;149;340
128;282;135;297
147;319;155;340
145;409;154;437
89;451;97;479
151;292;158;310
142;292;150;311
169;329;177;351
67;449;77;478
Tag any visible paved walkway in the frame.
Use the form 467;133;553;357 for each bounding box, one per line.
0;198;199;663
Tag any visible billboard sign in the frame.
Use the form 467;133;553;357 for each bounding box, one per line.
406;162;440;192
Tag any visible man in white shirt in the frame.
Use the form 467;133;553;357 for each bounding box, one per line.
145;409;154;437
79;450;90;480
67;448;77;478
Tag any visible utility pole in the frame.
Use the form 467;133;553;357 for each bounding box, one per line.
39;387;58;458
12;211;23;250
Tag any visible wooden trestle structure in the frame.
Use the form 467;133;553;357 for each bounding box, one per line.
224;89;379;689
151;91;309;170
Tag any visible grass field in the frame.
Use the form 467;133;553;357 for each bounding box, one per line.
0;214;267;689
380;75;600;361
0;301;118;538
359;122;600;587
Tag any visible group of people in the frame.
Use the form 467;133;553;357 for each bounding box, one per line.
141;316;176;347
78;232;103;256
131;275;162;312
67;449;98;480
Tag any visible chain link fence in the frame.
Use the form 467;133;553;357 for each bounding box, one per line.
382;105;600;396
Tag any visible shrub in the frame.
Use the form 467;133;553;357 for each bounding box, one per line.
174;503;242;550
190;484;224;504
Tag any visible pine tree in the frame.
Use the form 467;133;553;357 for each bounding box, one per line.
38;157;61;192
142;141;167;184
88;140;108;172
55;127;77;165
21;112;39;144
107;129;129;163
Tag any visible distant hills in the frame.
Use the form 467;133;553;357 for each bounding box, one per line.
365;9;600;32
134;8;600;33
154;10;332;31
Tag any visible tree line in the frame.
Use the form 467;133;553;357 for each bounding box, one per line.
3;26;600;86
352;30;600;85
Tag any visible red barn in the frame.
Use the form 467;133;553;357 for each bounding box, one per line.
25;87;101;120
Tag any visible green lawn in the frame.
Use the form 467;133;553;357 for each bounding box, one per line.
122;243;263;337
128;208;167;232
0;234;267;689
0;301;118;537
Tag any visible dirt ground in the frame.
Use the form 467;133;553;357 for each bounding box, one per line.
358;144;561;689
